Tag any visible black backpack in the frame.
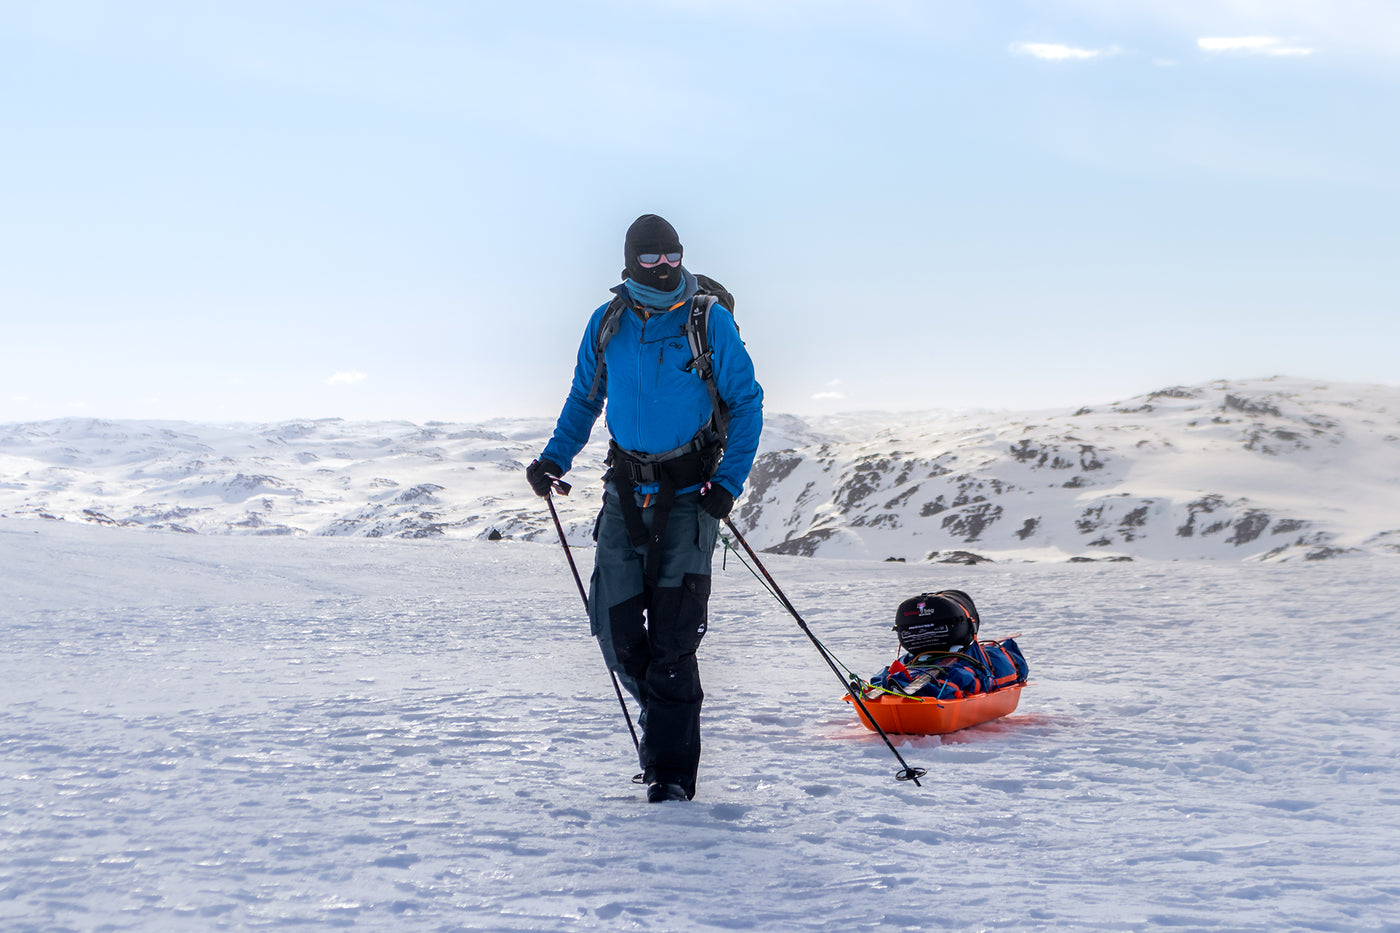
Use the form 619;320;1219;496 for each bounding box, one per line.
585;274;737;440
893;590;981;654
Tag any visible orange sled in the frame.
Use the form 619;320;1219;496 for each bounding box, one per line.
844;683;1025;735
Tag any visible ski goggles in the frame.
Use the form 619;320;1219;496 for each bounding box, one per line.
637;252;682;267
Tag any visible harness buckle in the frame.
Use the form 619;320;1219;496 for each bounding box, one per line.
628;460;660;485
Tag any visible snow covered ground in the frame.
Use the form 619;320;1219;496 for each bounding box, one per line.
3;517;1397;931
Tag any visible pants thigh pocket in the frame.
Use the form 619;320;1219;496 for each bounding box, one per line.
646;571;711;658
696;509;720;553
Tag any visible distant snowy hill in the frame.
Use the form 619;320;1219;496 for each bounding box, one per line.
739;377;1400;563
3;376;1398;562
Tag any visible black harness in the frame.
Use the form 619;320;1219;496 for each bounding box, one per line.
606;432;721;587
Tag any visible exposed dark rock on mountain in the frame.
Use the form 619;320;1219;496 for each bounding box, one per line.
2;378;1396;562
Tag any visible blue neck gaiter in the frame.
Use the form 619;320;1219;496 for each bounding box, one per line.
623;269;694;311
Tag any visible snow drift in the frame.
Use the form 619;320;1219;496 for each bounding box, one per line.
2;518;1397;931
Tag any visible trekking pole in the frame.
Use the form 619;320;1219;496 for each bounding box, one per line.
722;517;927;786
543;480;640;752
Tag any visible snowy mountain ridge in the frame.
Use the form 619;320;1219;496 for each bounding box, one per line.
3;376;1397;562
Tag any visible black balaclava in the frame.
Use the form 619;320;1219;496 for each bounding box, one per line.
623;214;684;293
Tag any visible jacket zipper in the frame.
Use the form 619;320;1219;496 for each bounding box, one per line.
636;310;650;442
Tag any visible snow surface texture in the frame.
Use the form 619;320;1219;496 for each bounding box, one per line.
3;518;1398;931
4;376;1399;562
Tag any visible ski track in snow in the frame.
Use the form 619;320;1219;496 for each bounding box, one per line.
2;519;1399;932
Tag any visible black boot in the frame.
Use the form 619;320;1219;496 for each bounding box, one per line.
646;782;689;803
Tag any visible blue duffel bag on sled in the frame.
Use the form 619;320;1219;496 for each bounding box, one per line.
845;590;1030;734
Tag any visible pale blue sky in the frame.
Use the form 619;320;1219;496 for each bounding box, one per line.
2;0;1397;423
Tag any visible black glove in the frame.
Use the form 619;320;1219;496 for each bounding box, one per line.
526;458;563;497
700;482;735;521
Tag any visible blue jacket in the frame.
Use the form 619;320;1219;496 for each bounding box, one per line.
541;272;764;497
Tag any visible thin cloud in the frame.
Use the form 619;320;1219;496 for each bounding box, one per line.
1011;42;1106;61
325;371;368;387
1198;36;1313;55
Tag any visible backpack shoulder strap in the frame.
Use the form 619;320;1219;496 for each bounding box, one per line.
684;295;718;382
684;295;728;441
586;296;629;401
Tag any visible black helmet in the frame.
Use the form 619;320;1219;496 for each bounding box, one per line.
893;590;980;654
